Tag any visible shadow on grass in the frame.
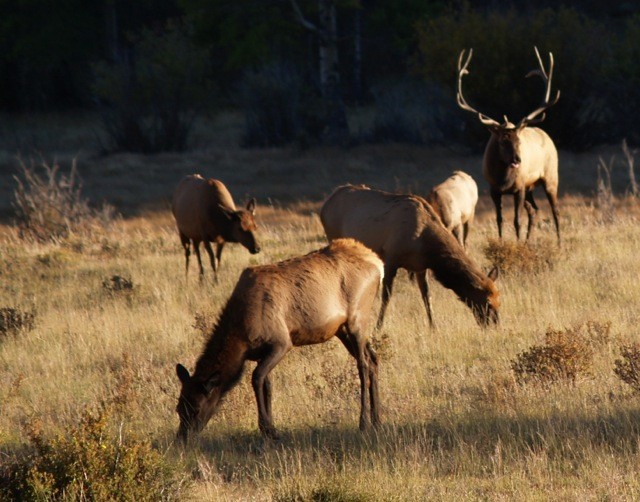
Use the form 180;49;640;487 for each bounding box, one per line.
186;404;640;470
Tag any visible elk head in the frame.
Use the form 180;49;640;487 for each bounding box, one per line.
456;47;560;185
175;363;223;443
219;198;261;254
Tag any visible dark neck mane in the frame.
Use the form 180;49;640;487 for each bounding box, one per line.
193;296;247;392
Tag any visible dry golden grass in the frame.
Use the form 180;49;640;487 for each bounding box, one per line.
1;190;640;500
2;115;640;499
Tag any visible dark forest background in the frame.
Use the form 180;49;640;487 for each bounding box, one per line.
1;0;639;151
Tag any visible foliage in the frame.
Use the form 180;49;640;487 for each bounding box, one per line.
414;6;619;148
483;238;560;275
614;343;640;393
511;324;595;385
370;78;460;144
240;63;329;148
1;408;186;501
0;307;35;339
12;158;115;242
92;22;213;153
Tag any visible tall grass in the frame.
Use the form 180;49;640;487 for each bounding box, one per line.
2;192;640;499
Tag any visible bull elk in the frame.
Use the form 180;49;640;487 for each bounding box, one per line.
175;238;383;442
457;47;561;243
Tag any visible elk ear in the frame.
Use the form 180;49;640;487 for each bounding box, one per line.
218;204;237;221
246;198;256;215
176;363;191;385
487;266;500;282
202;371;221;395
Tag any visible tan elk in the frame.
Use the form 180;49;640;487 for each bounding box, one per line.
175;238;383;442
426;170;478;248
171;174;260;281
457;47;561;243
320;185;499;329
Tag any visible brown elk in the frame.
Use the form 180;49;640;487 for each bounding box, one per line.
171;174;260;281
426;170;478;248
457;47;561;243
320;185;499;329
175;238;383;442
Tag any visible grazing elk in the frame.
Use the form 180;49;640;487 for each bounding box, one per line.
426;170;478;248
171;174;260;281
457;47;561;243
175;238;383;442
320;185;499;329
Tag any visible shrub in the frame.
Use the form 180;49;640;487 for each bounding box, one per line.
12;158;115;242
370;79;460;144
102;275;134;293
511;325;595;385
93;22;213;153
0;307;35;339
614;343;640;393
240;62;332;148
483;238;560;275
2;408;186;501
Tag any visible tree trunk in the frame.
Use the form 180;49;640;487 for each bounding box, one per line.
317;0;349;144
353;7;363;104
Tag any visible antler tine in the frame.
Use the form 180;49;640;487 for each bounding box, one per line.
519;46;560;126
456;48;500;127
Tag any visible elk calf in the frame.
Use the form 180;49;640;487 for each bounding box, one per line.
457;47;561;243
426;170;478;248
171;174;260;281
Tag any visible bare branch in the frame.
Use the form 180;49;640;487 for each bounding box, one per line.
290;0;319;34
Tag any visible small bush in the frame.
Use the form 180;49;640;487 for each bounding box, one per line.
102;275;134;293
614;343;640;393
0;307;35;339
483;238;560;275
13;158;115;242
511;324;595;385
2;408;186;501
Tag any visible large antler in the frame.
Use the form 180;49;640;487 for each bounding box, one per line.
518;47;561;127
456;49;501;127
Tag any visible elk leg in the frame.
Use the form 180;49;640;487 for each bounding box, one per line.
192;240;205;278
463;219;472;248
216;242;225;269
252;343;289;439
179;233;191;277
203;241;218;282
376;265;398;330
452;226;464;247
524;191;538;241
542;184;561;245
513;190;525;240
337;328;371;431
263;374;273;424
365;342;380;427
415;270;435;329
490;190;503;239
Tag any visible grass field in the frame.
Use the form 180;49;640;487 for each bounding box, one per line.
1;112;640;500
